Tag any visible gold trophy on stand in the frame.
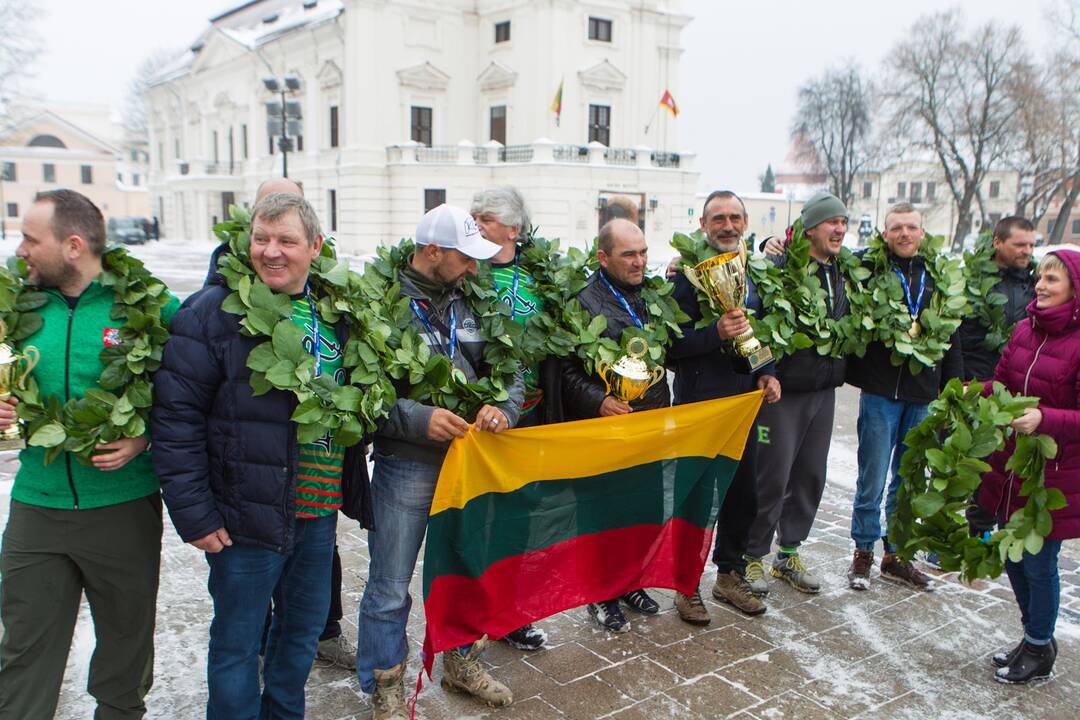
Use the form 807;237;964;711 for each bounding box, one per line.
684;251;773;371
0;319;40;451
596;337;666;403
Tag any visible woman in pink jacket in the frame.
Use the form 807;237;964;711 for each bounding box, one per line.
978;246;1080;684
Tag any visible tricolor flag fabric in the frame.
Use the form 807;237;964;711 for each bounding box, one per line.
551;78;564;126
420;391;763;674
659;89;679;117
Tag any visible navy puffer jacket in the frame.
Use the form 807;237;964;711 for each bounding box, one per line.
151;276;370;554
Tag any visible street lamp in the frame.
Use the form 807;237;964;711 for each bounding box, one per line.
263;75;303;177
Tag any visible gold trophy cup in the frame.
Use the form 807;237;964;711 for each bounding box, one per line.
596;337;666;404
684;251;773;372
0;331;40;451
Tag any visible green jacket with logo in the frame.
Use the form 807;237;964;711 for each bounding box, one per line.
12;280;179;510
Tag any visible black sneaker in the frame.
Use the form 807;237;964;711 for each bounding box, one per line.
587;600;630;633
621;589;659;615
995;640;1055;684
993;638;1057;668
503;623;547;651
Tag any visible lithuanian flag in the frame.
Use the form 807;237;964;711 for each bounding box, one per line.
421;391;763;671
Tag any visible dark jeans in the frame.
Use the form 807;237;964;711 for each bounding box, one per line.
261;544;344;651
0;496;162;720
1004;537;1062;645
206;513;336;720
713;422;760;575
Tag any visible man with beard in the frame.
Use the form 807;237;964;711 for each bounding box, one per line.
958;216;1036;382
561;218;671;632
744;192;850;597
668;191;780;624
845;203;962;591
356;205;523;719
0;190;178;718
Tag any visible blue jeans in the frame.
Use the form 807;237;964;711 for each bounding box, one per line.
1004;538;1062;645
356;452;443;693
851;392;928;552
205;514;337;720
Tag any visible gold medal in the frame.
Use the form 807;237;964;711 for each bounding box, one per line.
908;320;921;338
451;367;468;384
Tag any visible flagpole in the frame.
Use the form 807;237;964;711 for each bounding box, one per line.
643;102;660;135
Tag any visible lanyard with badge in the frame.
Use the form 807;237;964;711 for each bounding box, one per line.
891;263;925;338
599;272;644;329
304;286;323;378
410;299;468;383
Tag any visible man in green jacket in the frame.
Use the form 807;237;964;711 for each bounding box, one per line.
0;189;177;719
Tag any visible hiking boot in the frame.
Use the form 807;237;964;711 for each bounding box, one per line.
993;638;1058;668
847;549;873;590
995;640;1056;684
442;635;513;707
315;634;357;670
675;590;711;626
744;556;769;596
621;588;660;615
771;553;821;594
372;661;407;720
711;570;766;616
880;552;932;591
503;624;547;651
588;599;630;633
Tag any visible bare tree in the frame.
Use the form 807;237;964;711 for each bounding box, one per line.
1008;60;1067;227
790;65;873;207
122;48;180;144
1043;0;1080;244
0;0;42;129
883;11;1025;250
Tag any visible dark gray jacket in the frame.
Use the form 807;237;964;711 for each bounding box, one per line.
373;270;524;466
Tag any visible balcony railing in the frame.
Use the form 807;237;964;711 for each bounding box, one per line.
603;148;637;166
388;140;692;170
553;144;590;163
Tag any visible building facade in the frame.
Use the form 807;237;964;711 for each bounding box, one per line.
146;0;700;253
0;106;150;237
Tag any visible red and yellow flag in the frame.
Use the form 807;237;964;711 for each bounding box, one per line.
659;89;679;117
551;78;564;126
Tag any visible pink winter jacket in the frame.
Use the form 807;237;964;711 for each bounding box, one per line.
978;247;1080;541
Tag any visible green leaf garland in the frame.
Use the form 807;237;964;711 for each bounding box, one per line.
891;378;1060;581
962;236;1035;354
1;248;172;465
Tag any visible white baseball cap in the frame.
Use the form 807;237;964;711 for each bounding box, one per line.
415;204;501;260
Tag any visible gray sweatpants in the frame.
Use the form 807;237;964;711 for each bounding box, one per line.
747;388;836;558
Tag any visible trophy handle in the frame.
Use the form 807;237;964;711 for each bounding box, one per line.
647;365;666;390
596;361;615;397
17;346;40;389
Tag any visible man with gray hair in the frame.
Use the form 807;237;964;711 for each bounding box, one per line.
152;192;369;718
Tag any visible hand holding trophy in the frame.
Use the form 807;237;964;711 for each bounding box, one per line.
0;319;41;450
684;251;773;371
596;337;666;404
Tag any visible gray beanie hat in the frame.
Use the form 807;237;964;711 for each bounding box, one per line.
801;191;848;230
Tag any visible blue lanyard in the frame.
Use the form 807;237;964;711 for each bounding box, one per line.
410;299;457;361
305;287;322;378
891;264;926;319
599;271;643;329
509;254;522;320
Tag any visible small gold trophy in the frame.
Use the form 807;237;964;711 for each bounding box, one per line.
596;337;666;403
684;251;773;371
0;320;40;451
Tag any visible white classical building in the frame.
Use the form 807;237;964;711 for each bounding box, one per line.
146;0;700;254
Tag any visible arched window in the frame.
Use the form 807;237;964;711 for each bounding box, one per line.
28;134;67;148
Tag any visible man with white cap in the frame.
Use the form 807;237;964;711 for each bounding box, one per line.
355;205;524;719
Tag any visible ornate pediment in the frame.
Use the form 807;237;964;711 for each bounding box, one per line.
577;59;627;92
396;61;450;91
317;60;343;90
476;61;517;92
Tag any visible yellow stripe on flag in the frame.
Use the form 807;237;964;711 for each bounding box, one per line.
430;391;763;516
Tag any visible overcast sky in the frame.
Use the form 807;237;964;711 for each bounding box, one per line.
30;0;1053;190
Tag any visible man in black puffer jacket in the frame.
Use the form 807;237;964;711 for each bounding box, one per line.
152;193;369;720
562;218;672;633
746;192;850;598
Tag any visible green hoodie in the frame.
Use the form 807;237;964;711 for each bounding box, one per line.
11;281;179;510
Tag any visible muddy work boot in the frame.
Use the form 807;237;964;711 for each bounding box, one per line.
880;552;932;591
712;570;766;616
371;662;408;720
675;589;711;626
847;549;874;590
442;635;513;707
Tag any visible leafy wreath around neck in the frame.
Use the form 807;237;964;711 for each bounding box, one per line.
355;239;521;422
890;378;1062;582
962;235;1036;354
0;247;171;465
213;208;393;446
841;230;968;375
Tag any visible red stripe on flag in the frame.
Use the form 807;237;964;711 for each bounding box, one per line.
421;518;712;675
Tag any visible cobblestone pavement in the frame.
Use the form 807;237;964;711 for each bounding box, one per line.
1;238;1077;719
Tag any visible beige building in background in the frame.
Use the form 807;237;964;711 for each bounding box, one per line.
0;105;150;237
